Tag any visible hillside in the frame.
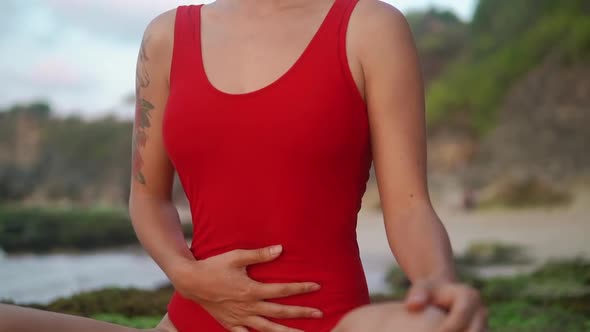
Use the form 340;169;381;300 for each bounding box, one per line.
405;8;468;85
0;105;132;207
462;57;590;190
426;0;590;134
422;0;590;196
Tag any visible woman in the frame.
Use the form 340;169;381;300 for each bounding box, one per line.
0;0;487;331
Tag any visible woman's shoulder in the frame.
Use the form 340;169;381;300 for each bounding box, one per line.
135;7;181;82
139;7;178;57
351;0;411;38
348;0;417;70
145;7;178;33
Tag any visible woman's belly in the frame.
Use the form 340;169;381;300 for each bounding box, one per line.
167;252;370;332
169;170;370;331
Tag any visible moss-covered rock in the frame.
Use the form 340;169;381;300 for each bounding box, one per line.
22;286;174;317
456;242;531;266
380;255;590;331
477;175;572;209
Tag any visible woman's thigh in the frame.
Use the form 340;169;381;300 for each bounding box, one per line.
0;303;140;332
332;302;446;332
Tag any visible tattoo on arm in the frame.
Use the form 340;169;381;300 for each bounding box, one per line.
136;34;151;89
132;33;155;185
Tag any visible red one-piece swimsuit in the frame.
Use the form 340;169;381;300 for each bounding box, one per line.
163;0;372;330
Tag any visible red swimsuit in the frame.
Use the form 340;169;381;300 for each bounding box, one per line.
163;0;371;330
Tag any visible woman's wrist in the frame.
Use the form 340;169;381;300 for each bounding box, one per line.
163;253;199;287
166;255;215;303
423;270;458;285
409;266;458;286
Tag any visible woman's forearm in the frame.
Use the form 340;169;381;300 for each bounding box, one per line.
128;190;195;281
383;203;457;284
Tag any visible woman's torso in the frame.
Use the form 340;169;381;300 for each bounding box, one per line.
162;0;372;330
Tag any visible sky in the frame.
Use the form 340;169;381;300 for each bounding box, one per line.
0;0;476;119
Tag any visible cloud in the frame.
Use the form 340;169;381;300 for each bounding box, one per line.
0;0;476;118
0;0;24;30
0;17;134;117
27;56;93;89
391;0;476;20
0;0;212;117
41;0;201;41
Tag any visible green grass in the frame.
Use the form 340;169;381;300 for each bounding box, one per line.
93;314;163;329
377;256;590;332
489;301;590;332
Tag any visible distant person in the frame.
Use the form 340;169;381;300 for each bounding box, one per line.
0;0;486;331
463;187;477;210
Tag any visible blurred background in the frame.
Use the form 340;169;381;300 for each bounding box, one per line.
1;0;589;331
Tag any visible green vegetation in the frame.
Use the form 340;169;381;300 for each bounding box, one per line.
378;257;590;332
0;101;133;205
456;242;531;266
40;115;132;202
406;8;467;63
488;300;590;332
3;1;588;205
425;0;590;134
0;205;192;253
0;287;174;329
22;286;175;317
4;258;587;331
92;314;163;329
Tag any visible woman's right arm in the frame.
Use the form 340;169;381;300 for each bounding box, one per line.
127;8;194;289
128;10;322;332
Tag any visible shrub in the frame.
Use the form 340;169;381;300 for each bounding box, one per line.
0;206;192;253
24;286;174;317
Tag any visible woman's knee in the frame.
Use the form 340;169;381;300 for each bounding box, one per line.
400;305;446;331
333;302;446;332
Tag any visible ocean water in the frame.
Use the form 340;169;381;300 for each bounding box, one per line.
0;247;392;304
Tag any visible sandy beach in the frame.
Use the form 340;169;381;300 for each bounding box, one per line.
356;191;590;292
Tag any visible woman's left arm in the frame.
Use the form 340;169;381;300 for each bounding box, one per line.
354;1;487;331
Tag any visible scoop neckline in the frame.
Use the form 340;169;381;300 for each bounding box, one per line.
195;0;340;98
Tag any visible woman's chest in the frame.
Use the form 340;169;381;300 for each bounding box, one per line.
162;85;369;172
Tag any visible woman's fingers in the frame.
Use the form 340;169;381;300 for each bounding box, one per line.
221;246;322;302
230;245;283;267
435;284;481;332
466;307;489;332
230;327;249;332
252;301;323;319
246;316;304;332
248;281;321;300
404;280;432;312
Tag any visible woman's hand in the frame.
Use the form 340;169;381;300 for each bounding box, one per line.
405;280;488;332
169;245;323;332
